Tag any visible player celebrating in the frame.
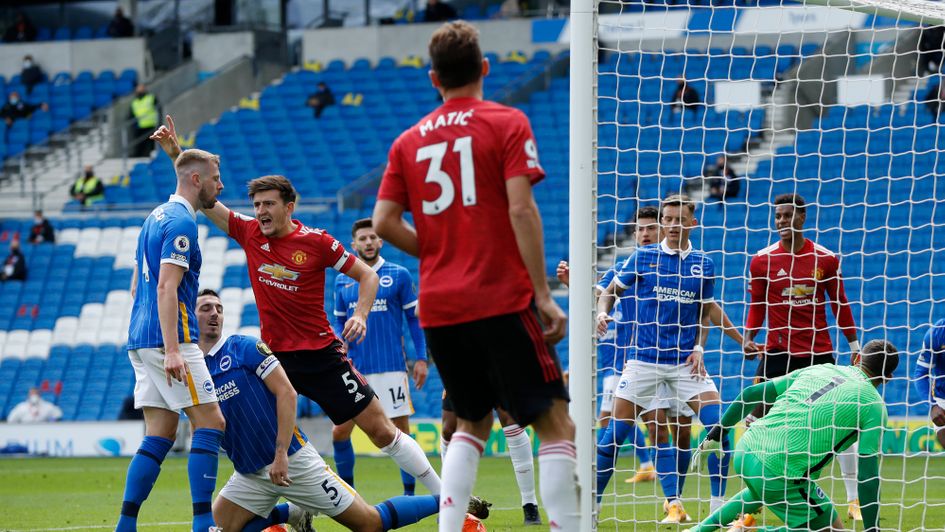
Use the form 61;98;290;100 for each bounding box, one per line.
595;194;747;523
195;290;440;532
332;218;429;495
685;340;897;532
150;117;441;496
372;21;578;531
915;318;945;449
117;148;226;532
742;193;862;523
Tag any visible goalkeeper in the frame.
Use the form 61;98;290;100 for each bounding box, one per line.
686;339;897;532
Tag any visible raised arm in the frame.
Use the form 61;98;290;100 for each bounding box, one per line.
506;175;566;344
373;200;419;257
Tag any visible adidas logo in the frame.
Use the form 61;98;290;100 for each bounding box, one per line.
354;392;365;402
776;268;788;277
261;243;270;251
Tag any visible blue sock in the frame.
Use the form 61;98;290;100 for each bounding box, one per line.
676;448;692;494
333;439;356;488
699;403;730;498
655;442;680;500
189;428;223;532
632;425;652;465
117;436;174;532
242;503;290;532
375;495;440;530
595;419;633;503
401;469;416;496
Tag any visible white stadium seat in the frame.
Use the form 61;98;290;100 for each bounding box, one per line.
52;317;79;345
1;330;30;360
74;228;102;257
57;228;81;245
238;326;261;338
26;330;52;359
224;249;246;266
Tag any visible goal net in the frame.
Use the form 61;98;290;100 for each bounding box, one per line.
569;0;945;530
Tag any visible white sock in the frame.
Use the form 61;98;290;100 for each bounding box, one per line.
640;460;654;469
838;443;858;502
538;440;581;530
440;436;450;460
438;432;484;532
504;424;538;506
710;496;724;513
380;429;441;494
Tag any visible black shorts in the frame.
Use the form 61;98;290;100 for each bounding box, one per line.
274;341;376;424
425;307;569;427
441;391;454;413
754;350;836;382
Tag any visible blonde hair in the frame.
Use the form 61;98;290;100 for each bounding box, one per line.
660;193;696;216
175;149;220;180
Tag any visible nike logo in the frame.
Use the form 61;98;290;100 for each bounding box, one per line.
203;474;216;480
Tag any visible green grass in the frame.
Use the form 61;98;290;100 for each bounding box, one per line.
1;455;943;531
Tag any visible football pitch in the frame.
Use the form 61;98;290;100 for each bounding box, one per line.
2;455;944;531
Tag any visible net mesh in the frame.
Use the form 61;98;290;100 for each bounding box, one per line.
590;1;945;529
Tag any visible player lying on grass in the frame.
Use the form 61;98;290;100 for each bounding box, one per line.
915;318;945;449
685;339;898;532
196;289;439;532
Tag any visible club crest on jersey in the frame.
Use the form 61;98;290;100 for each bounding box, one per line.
257;341;273;356
814;267;824;280
379;275;394;288
690;264;703;276
292;250;307;265
219;355;232;371
258;263;300;281
174;235;190;252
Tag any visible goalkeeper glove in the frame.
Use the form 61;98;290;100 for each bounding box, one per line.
690;425;726;471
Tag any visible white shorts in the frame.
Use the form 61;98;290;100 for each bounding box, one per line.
219;443;357;518
599;374;619;414
935;397;945;412
129;343;217;411
366;371;414;418
615;359;718;412
645;383;696;418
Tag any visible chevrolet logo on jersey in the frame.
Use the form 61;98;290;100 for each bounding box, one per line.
258;263;300;281
782;284;815;297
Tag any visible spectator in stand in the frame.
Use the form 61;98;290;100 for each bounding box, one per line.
128;84;159;156
1;91;48;126
423;0;458;22
20;55;45;96
306;81;335;118
1;238;27;281
71;165;105;209
670;79;701;116
7;388;62;423
919;26;945;76
3;12;37;43
107;7;135;38
704;155;741;201
28;210;55;244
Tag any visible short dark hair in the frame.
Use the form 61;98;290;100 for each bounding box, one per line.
429;21;483;90
247;175;298;205
634;206;659;222
860;339;899;379
198;288;219;299
351;218;373;237
774;193;806;214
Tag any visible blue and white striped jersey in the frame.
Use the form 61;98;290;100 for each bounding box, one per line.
597;261;634;374
614;241;715;365
915;318;945;403
333;257;426;374
128;195;201;349
205;335;308;474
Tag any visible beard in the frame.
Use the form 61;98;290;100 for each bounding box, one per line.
198;188;217;209
358;249;378;261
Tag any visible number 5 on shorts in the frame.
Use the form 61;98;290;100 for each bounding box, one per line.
321;479;340;507
341;371;358;394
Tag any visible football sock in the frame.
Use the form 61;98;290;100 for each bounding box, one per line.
656;441;680;500
375;494;440;530
595;419;632;502
438;432;483;532
699;402;729;498
380;429;441;495
504;424;538;506
677;447;693;494
838;442;859;502
633;425;653;467
242;503;289;532
538;440;580;530
401;469;416;496
333;438;356;487
440;436;450;460
116;435;174;532
189;428;223;532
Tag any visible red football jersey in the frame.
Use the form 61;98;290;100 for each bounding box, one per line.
229;211;356;352
746;238;857;356
378;97;545;328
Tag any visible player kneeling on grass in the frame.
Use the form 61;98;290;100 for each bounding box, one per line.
914;318;945;450
196;289;439;532
685;339;898;532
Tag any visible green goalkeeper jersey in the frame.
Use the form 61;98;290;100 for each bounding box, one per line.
740;364;887;479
